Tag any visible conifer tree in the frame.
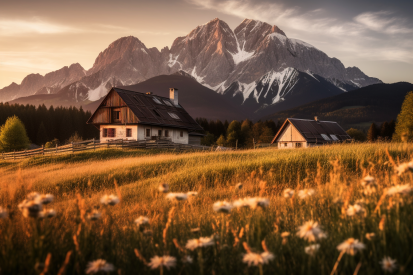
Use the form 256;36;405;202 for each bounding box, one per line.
0;116;30;152
216;135;226;146
367;123;379;142
393;91;413;141
36;122;49;145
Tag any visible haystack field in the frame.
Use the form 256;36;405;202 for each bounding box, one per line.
1;143;413;274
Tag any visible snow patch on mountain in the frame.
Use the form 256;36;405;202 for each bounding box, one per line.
269;33;288;45
88;82;109;101
168;54;181;68
231;34;255;65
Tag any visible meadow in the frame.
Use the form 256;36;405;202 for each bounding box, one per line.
0;143;413;274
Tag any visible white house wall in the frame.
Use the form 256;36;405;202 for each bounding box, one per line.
100;125;138;142
277;123;307;149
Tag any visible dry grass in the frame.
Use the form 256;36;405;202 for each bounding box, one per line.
0;143;413;274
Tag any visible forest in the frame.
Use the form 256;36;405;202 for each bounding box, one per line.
0;103;98;146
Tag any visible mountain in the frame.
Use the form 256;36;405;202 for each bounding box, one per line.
0;63;86;102
260;82;413;130
2;18;383;117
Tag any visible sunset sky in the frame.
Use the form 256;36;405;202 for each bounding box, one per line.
1;0;412;88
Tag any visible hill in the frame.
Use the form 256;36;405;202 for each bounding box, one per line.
261;82;413;130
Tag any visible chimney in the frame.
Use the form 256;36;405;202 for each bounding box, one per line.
314;116;318;121
169;88;178;106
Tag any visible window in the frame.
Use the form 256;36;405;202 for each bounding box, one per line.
152;97;162;104
107;128;116;138
295;143;302;148
102;128;108;137
115;111;120;120
321;134;331;141
153;109;161;117
284;143;288;147
146;129;151;137
180;131;183;137
163;100;173;106
158;130;162;136
126;128;132;137
165;130;169;137
168;112;180;119
330;134;339;141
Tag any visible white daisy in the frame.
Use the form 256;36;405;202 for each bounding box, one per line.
166;193;188;201
135;216;150;226
26;192;40;201
158;183;169;193
182;255;193;264
235;183;243;190
305;244;320;256
387;184;412;196
87;210;102;221
38;194;54;204
337;238;365;255
296;221;327;242
380;256;397;273
395;161;413;176
187;191;198;197
213;201;233;213
361;175;375;186
148;255;176;270
242;251;275;266
42;209;56;218
100;195;120;206
185;236;215;251
346;204;366;217
297;189;316;199
18;200;43;218
283;188;295;198
85;259;115;274
233;197;269;210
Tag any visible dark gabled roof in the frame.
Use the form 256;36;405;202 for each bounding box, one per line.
89;87;203;132
271;118;352;144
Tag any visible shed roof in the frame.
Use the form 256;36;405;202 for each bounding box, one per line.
271;118;352;144
88;87;203;132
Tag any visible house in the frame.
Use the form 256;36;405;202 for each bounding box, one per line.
271;117;352;149
87;87;204;145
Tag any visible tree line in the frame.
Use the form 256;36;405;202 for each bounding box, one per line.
196;118;283;148
0;103;98;150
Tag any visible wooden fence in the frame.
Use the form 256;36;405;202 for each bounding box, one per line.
1;139;212;160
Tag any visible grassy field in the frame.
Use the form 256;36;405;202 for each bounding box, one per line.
1;143;413;274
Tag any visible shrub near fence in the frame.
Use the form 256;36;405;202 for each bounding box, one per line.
0;139;211;160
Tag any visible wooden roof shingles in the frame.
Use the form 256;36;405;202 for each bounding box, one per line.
271;118;351;144
88;87;203;132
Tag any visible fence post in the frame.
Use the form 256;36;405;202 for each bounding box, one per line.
56;144;58;154
121;139;123;150
71;142;74;154
13;150;15;161
42;145;44;156
25;150;27;158
93;138;95;151
236;139;238;150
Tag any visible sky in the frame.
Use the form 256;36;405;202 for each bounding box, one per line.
1;0;412;89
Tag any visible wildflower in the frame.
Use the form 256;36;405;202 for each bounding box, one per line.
395;161;413;176
387;184;412;196
283;188;294;198
19;200;43;218
235;183;243;190
85;259;115;274
182;255;193;264
296;221;327;242
135;216;150;226
213;201;233;213
185;236;215;250
305;244;320;256
190;227;200;233
26;192;40;200
100;195;120;206
337;238;365;255
158;183;169;193
346;204;366;217
148;255;177;270
380;256;397;273
38;194;54;204
365;233;375;241
42;209;56;218
297;189;316;199
187;191;198;197
87;209;102;221
0;206;8;219
242;251;275;266
361;175;375;186
363;185;377;195
166;193;188;201
233;197;269;210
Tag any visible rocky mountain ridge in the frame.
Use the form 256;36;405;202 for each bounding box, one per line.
1;18;382;116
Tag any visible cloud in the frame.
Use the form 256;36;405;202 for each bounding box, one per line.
0;18;79;36
188;0;413;64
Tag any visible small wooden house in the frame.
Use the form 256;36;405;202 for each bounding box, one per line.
271;117;351;149
87;87;204;144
